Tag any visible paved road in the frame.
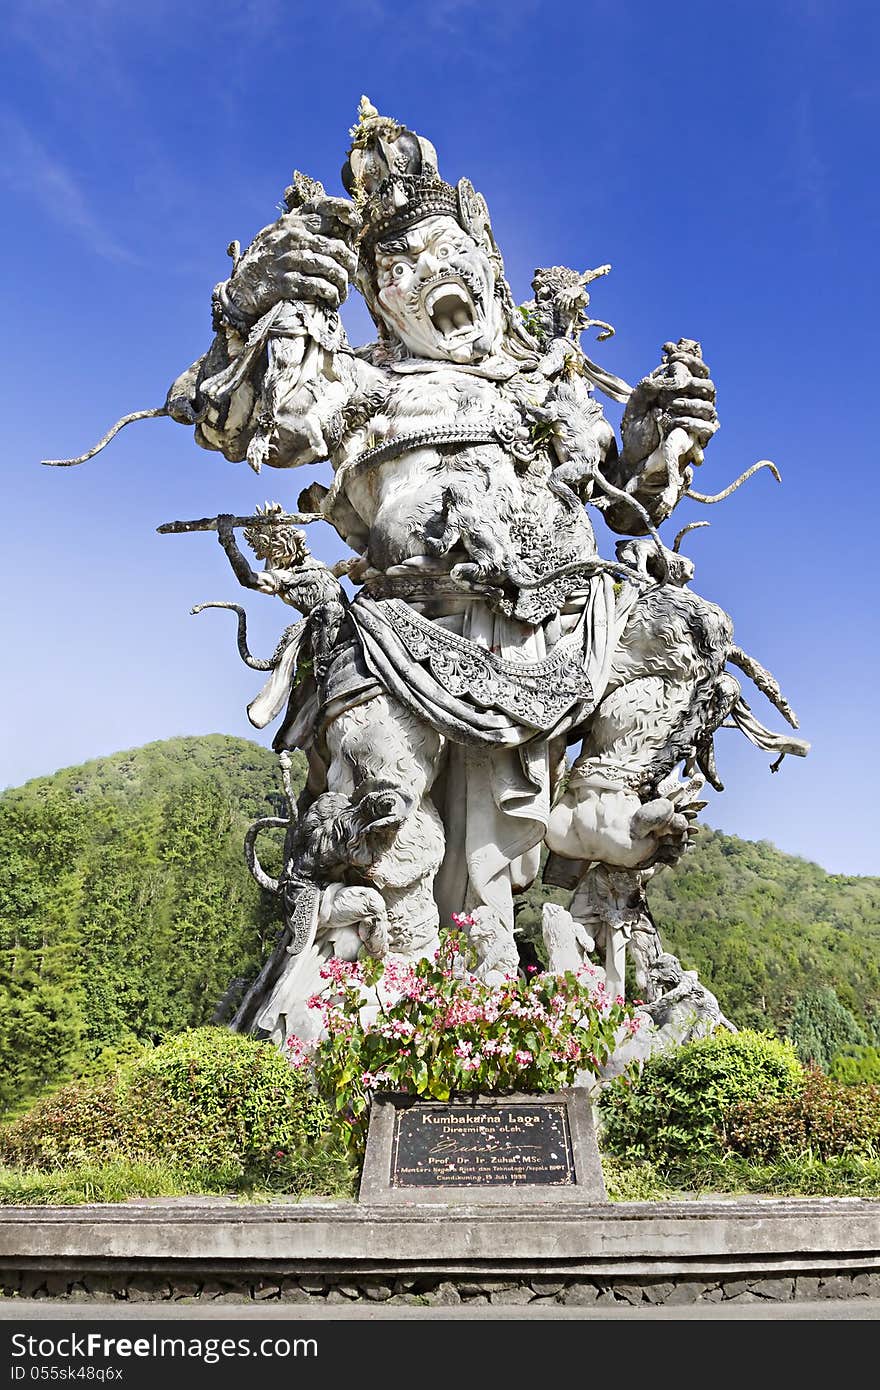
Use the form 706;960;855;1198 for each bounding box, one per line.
1;1299;878;1320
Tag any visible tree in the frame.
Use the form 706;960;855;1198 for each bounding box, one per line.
786;987;867;1071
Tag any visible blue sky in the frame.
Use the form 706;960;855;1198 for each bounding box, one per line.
1;0;878;874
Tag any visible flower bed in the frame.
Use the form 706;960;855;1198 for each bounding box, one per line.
290;925;639;1151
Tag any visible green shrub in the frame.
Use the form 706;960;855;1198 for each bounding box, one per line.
727;1067;880;1161
0;1027;353;1194
0;1077;126;1169
599;1030;804;1163
119;1027;334;1177
829;1046;880;1085
600;1156;679;1202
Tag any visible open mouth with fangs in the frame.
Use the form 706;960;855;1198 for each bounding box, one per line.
423;278;478;338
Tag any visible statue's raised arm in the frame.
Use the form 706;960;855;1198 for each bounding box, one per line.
601;337;719;534
165;172;365;474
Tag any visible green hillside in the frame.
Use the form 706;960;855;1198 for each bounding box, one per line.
2;735;878;1111
0;736;302;1112
649;831;880;1031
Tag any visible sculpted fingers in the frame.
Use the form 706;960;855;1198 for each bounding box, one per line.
269;220;359;277
667;418;719;448
292;231;359;280
661;393;719;447
271;248;351;297
312;194;362;232
236;270;340;313
652;360;715;398
224;215;359;321
665;395;716;419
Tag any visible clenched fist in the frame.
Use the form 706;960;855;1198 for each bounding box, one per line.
218;189;361;329
620;338;719;472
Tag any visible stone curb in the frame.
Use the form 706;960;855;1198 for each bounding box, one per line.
1;1198;879;1304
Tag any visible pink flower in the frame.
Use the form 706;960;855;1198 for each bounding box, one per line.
514;1049;533;1066
451;911;476;928
286;1035;315;1069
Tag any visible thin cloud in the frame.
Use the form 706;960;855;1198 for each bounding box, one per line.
0;113;139;264
789;89;829;236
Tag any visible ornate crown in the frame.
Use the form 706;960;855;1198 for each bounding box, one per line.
342;97;491;256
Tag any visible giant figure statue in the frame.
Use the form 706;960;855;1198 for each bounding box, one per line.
47;100;808;1043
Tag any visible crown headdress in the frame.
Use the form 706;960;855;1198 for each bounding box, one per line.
342;96;492;256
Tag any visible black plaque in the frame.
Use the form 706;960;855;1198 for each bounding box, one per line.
390;1100;575;1187
359;1090;607;1204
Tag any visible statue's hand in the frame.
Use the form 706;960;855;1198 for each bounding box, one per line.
221;198;360;326
620;340;718;474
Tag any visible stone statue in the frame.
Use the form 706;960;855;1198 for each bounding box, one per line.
45;98;809;1045
466;906;520;985
641;953;737;1039
541;903;596;977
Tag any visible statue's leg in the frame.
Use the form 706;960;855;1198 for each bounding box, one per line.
547;585;730;870
324;693;445;958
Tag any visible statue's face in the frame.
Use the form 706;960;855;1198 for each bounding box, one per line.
373;215;502;363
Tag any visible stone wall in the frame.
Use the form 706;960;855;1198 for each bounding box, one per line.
3;1269;880;1307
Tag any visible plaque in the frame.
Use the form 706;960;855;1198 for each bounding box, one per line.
391;1100;575;1187
359;1090;606;1205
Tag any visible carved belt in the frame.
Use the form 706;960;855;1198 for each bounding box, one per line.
362;573;474;601
340;417;530;477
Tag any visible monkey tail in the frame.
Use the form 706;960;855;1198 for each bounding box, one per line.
42;407;168;466
191;601;275;670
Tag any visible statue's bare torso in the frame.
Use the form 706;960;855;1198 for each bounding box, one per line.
329;361;598;580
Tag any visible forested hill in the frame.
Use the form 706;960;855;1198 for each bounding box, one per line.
649;832;880;1032
1;735;878;1110
0;736;292;1111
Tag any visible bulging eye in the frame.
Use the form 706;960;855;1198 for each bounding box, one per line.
437;246;450;259
393;262;406;278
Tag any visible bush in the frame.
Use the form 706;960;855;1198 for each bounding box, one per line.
727;1067;880;1161
829;1046;880;1085
0;1027;353;1194
599;1030;804;1163
0;1076;125;1169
